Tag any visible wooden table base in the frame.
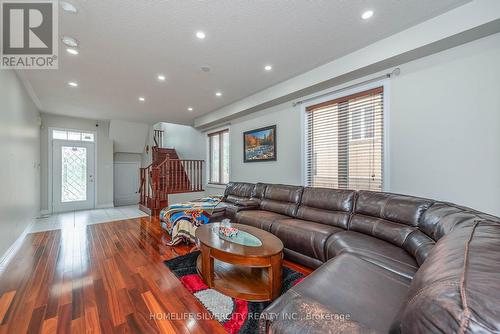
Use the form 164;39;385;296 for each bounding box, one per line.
196;252;282;302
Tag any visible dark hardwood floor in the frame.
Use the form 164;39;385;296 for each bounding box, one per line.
0;216;312;334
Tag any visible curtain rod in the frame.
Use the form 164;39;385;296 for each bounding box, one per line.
292;68;400;107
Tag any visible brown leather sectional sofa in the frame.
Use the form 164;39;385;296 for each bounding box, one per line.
220;182;500;334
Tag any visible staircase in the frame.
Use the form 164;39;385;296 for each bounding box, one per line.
139;130;204;215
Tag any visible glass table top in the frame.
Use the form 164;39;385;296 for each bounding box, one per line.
211;225;262;247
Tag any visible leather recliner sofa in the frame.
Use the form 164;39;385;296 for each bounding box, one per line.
219;182;500;333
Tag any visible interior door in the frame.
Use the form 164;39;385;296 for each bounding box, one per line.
113;162;140;206
53;140;95;212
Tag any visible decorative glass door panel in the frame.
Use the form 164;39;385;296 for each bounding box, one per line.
53;140;95;212
61;146;87;202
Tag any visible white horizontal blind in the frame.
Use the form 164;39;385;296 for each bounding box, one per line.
208;129;229;184
306;87;384;191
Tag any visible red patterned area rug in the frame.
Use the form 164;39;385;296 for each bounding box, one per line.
165;251;304;334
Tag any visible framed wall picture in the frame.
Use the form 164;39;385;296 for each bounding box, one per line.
243;125;277;162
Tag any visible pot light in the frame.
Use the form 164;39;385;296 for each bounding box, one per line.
138;97;145;102
68;81;78;87
215;91;222;97
60;1;77;14
62;36;78;47
196;31;206;39
361;10;374;20
157;74;166;81
66;48;79;55
187;107;193;111
264;65;272;71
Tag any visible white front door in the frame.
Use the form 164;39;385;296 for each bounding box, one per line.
53;140;95;212
113;162;140;206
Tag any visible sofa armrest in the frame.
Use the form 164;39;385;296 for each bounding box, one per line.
259;290;378;334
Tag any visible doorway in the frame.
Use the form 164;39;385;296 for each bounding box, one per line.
52;140;95;212
113;162;140;206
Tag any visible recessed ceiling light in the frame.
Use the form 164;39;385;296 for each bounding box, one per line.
187;107;193;111
60;1;77;14
68;81;78;87
66;48;79;55
361;10;374;20
157;74;166;81
138;97;145;102
215;91;222;97
62;36;78;47
264;65;273;71
196;31;206;39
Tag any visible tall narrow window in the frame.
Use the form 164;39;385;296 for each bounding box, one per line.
208;129;230;184
306;87;384;191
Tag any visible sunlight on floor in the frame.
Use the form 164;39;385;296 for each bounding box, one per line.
31;205;148;233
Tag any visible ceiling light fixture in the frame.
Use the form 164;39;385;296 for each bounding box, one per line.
196;31;206;39
60;1;78;14
215;91;222;97
68;81;78;87
157;74;166;81
264;65;273;71
138;97;145;102
361;10;374;20
62;36;78;47
187;107;193;111
66;48;79;55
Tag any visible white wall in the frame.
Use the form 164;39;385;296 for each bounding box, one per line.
389;33;500;215
0;70;40;256
204;33;500;216
204;103;303;196
114;152;142;163
40;113;114;211
109;120;149;153
161;122;206;160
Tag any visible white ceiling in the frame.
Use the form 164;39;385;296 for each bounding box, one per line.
18;0;469;125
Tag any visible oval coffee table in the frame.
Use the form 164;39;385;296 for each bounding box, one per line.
195;223;284;302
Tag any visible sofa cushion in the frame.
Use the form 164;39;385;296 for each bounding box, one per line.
351;191;435;264
393;220;500;334
223;182;255;203
235;210;289;231
251;182;268;199
354;191;434;227
296;187;355;229
418;201;498;241
326;231;418;280
270;219;343;262
260;184;303;216
262;253;411;333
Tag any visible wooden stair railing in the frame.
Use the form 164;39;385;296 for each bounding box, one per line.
139;148;204;215
153;130;164;148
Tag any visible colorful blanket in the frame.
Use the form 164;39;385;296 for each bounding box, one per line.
159;196;224;246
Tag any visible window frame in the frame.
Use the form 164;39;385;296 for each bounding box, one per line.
302;81;390;191
208;128;230;185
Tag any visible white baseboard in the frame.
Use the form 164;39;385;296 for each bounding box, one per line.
96;203;114;209
0;218;35;274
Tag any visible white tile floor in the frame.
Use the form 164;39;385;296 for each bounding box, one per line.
30;205;149;233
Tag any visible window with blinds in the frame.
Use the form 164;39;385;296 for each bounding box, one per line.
208;129;230;184
305;87;384;191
